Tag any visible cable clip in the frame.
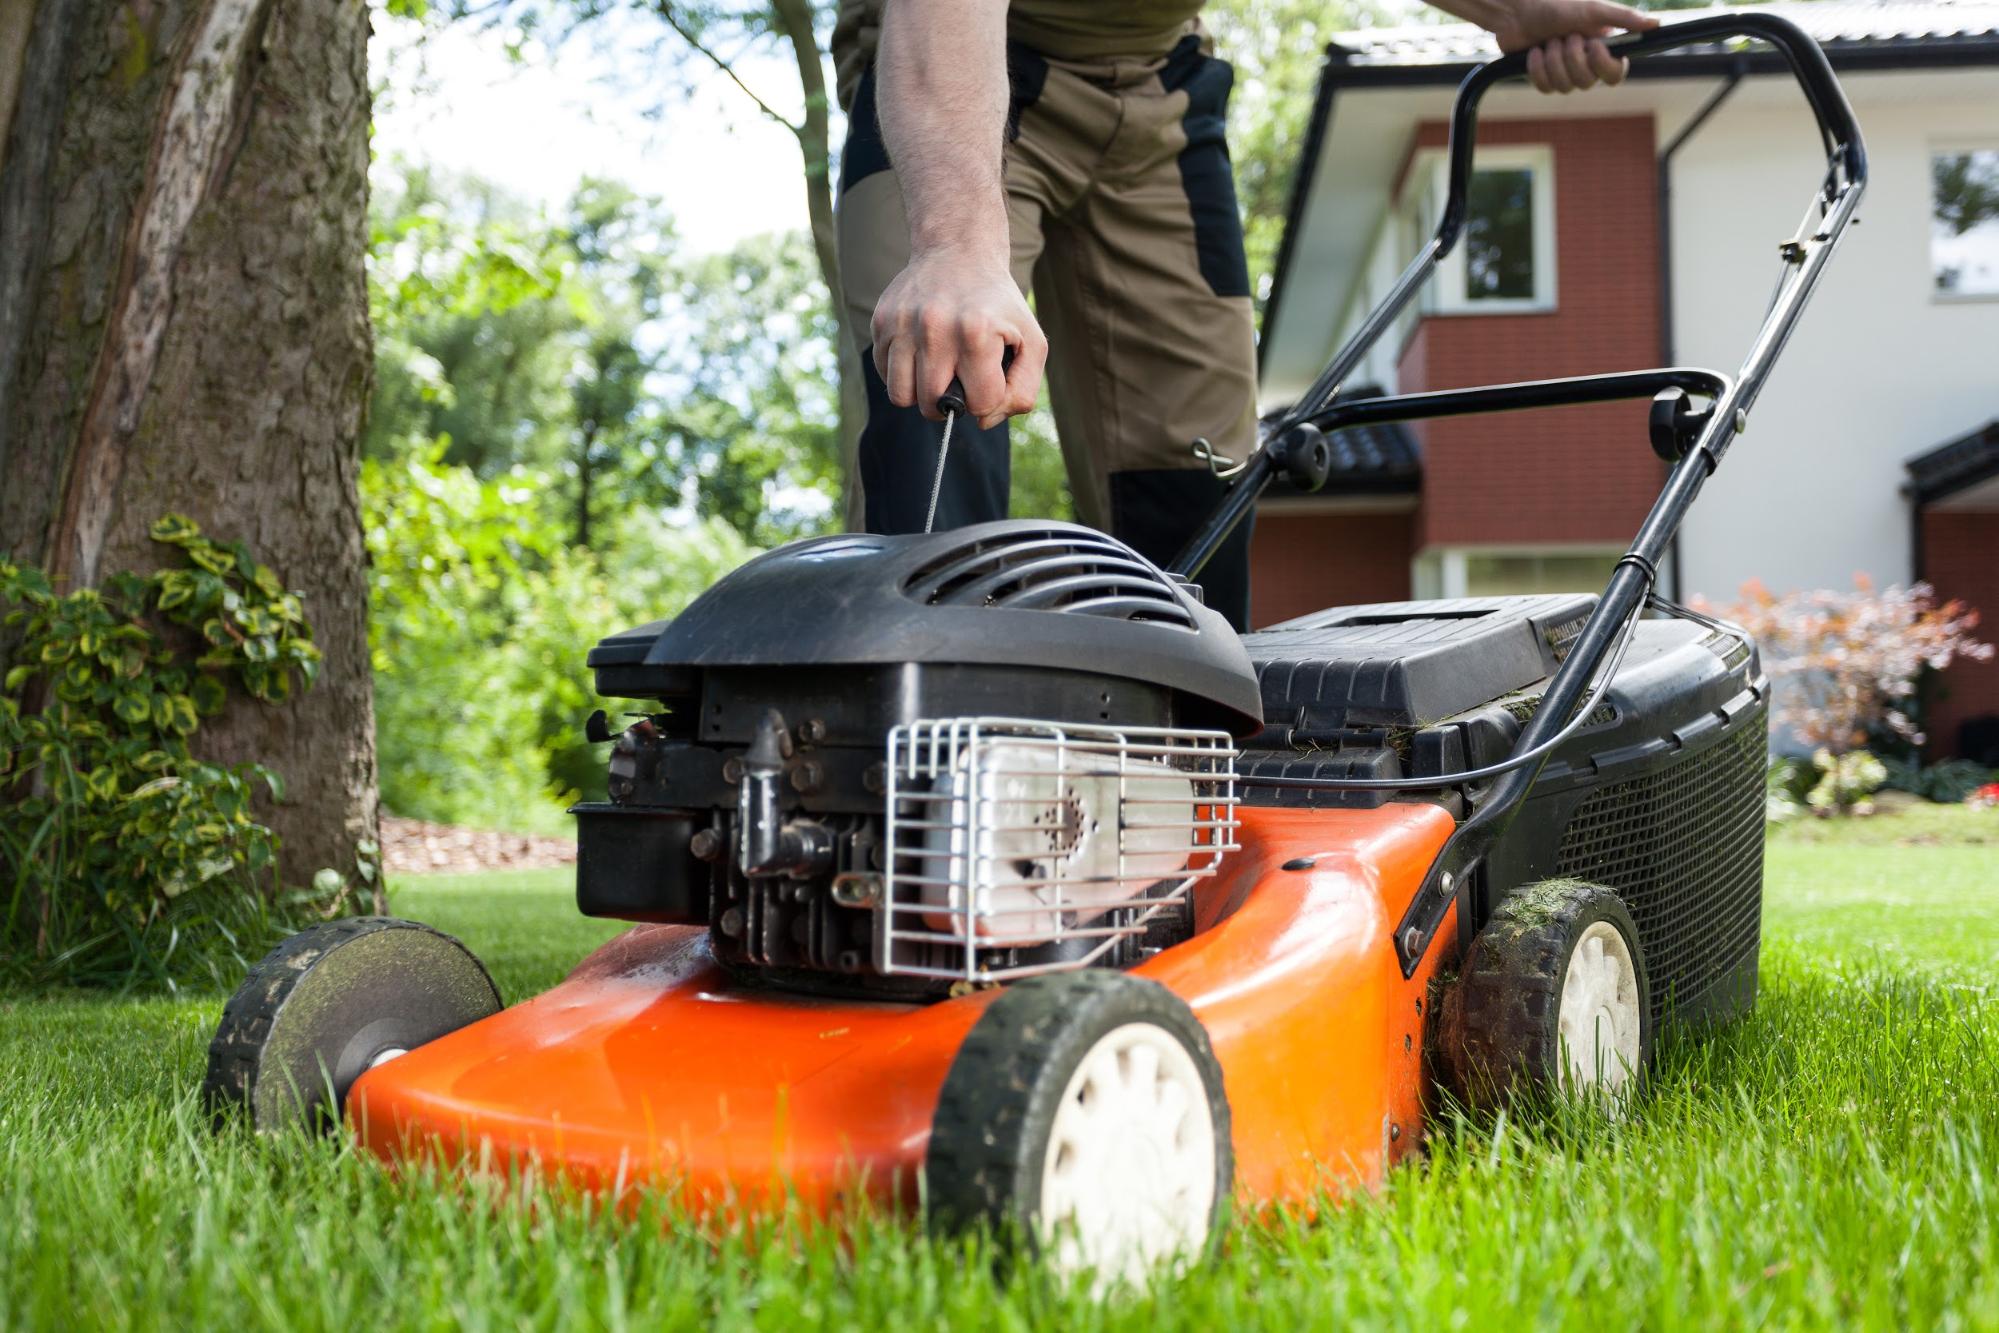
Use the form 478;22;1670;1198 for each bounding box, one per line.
1192;438;1246;478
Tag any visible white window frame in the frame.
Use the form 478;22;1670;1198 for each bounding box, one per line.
1930;140;1999;305
1403;145;1559;316
1415;544;1622;600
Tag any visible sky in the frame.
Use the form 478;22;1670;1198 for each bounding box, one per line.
369;10;815;254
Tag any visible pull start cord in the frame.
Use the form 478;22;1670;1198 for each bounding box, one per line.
924;405;956;534
924;348;1014;535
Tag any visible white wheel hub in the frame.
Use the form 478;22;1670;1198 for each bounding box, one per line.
1557;920;1643;1098
1037;1021;1216;1285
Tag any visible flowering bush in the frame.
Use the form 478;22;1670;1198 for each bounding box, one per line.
1969;782;1999;810
1805;748;1887;816
1705;577;1993;753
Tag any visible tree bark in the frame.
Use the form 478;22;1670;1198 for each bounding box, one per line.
0;0;378;892
761;0;867;529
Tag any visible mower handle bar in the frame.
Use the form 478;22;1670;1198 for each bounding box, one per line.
1168;12;1866;579
1162;12;1868;976
1441;15;1865;264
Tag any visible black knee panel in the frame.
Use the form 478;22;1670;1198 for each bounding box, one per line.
1107;468;1252;632
858;351;1010;534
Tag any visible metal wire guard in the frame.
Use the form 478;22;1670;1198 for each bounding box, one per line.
879;718;1240;982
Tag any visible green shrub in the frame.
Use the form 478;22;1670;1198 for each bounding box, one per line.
1;518;327;990
1766;755;1813;825
1806;747;1888;816
365;449;752;833
1880;754;1995;804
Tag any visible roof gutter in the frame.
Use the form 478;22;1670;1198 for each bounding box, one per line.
1655;61;1743;598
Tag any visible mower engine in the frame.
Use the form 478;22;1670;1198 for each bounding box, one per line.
574;521;1261;994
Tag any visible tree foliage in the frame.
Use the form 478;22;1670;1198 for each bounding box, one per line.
1934;151;1999;237
369;162;843;549
364;449;754;830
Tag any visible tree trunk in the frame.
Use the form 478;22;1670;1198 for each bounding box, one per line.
0;0;378;894
765;0;866;529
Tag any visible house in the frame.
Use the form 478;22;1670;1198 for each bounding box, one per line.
1252;0;1999;758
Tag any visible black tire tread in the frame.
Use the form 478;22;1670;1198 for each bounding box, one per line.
925;970;1232;1249
1439;879;1651;1107
202;916;499;1130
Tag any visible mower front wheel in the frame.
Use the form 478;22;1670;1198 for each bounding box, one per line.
1440;880;1651;1110
925;971;1232;1285
203;917;502;1133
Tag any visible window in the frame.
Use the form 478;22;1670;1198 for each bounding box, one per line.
1409;145;1557;314
1933;147;1999;299
1415;547;1618;599
1463;167;1538;300
1463;549;1618;596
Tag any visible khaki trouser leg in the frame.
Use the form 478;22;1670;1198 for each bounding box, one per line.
834;37;1258;624
1028;40;1259;623
835;58;1060;532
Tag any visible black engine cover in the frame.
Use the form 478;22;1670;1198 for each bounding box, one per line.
574;521;1261;991
586;520;1263;737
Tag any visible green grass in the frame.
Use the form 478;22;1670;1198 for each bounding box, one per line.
4;806;1997;1329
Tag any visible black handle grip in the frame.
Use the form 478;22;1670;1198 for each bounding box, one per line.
937;346;1018;417
1442;14;1864;254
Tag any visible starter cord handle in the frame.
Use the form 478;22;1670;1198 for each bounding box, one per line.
926;347;1016;534
935;343;1016;419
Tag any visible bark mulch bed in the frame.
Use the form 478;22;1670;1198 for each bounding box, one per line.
380;814;577;876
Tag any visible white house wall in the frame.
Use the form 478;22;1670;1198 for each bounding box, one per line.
1670;67;1999;601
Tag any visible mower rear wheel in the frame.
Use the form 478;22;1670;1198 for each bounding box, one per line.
1440;880;1651;1110
925;971;1232;1285
203;917;501;1133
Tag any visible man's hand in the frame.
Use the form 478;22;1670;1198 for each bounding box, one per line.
1469;0;1660;93
871;248;1047;428
870;0;1046;428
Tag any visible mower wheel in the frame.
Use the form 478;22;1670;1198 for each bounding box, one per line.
203;916;501;1133
925;970;1232;1285
1440;880;1651;1110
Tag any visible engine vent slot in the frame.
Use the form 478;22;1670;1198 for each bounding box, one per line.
904;530;1196;630
1554;715;1766;1029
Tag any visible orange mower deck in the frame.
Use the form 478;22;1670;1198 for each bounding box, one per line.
349;803;1457;1215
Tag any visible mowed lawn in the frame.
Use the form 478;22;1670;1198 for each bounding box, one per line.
4;810;1997;1330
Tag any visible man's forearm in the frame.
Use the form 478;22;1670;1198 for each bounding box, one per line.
875;0;1012;263
1425;0;1514;32
1422;0;1656;90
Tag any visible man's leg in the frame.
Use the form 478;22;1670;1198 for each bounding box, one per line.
1030;38;1259;629
837;67;1009;532
836;59;1063;533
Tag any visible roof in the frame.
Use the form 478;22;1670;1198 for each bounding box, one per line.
1325;0;1999;76
1906;419;1999;505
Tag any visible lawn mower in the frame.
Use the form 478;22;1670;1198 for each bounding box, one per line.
204;13;1865;1284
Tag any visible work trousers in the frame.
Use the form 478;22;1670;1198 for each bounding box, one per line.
836;32;1259;628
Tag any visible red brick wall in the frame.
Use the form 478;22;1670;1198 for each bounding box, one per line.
1248;508;1415;629
1920;508;1999;761
1398;116;1663;550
